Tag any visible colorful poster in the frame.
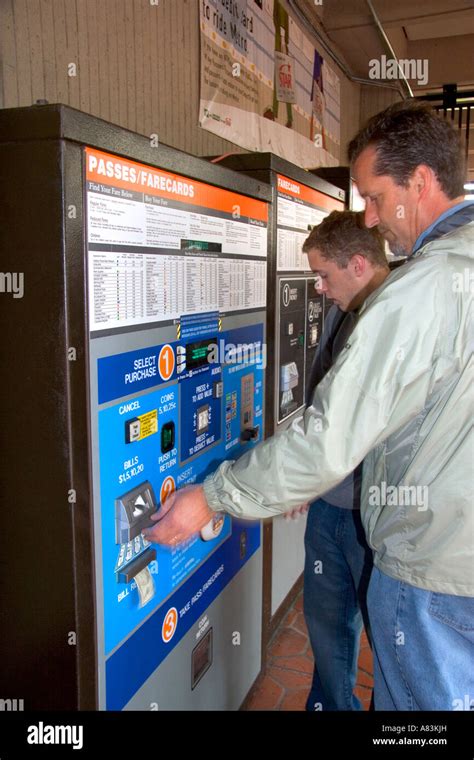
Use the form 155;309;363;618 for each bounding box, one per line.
199;0;340;167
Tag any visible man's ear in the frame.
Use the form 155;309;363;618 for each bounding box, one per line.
410;164;433;197
351;253;366;277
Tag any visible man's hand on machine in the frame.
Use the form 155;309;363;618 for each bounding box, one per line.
142;485;214;546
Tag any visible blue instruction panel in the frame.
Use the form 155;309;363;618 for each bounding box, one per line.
97;323;264;656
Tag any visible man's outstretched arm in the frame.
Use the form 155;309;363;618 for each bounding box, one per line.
143;267;443;545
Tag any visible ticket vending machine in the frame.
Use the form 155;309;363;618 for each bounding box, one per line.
311;167;365;214
207;154;345;637
0;105;271;710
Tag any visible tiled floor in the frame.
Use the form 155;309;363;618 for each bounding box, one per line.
244;590;373;711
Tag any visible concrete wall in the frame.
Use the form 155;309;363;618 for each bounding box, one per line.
0;0;241;156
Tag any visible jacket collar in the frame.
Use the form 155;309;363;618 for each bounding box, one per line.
412;201;474;257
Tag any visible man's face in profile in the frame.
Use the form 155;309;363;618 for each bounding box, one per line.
353;146;414;255
308;248;363;312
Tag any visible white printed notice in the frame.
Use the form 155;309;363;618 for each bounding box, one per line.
276;174;344;272
85;148;268;332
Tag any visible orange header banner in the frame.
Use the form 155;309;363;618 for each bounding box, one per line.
85;148;268;223
277;174;344;212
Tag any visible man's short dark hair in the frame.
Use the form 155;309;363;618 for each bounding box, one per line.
302;210;388;268
348;99;466;199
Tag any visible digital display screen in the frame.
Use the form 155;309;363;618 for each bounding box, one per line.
180;239;221;252
186;338;216;370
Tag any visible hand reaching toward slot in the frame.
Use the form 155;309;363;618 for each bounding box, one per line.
142;485;214;546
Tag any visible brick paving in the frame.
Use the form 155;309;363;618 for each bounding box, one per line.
244;591;373;711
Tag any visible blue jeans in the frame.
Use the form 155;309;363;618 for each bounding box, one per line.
303;499;373;711
368;566;474;710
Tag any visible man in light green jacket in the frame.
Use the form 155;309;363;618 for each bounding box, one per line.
144;101;473;710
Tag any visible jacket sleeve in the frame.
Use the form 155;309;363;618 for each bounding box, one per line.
202;261;449;519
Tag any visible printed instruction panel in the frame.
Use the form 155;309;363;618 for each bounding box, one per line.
276;174;344;271
85;148;268;331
